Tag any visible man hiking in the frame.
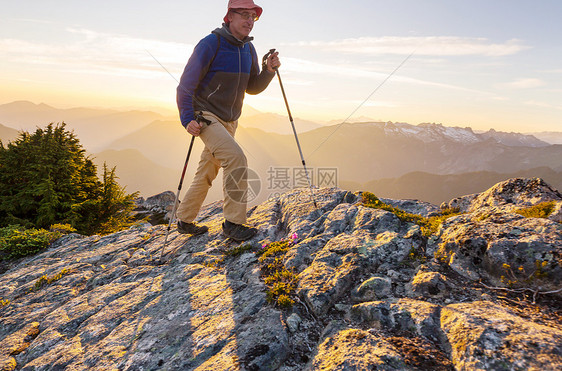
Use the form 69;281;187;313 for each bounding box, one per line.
175;0;280;241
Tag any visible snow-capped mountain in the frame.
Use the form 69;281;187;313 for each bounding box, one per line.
381;122;481;144
363;121;549;147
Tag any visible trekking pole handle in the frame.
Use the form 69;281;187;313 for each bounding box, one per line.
195;112;211;126
262;48;277;71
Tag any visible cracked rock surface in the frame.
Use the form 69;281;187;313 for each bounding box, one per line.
1;178;561;370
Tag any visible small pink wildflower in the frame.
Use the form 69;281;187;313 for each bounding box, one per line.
290;233;298;240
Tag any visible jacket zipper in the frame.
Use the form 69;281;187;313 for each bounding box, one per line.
207;83;221;100
231;46;242;119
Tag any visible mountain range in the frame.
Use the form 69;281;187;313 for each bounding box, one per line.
0;101;170;151
0;124;19;145
529;131;562;144
239;105;323;134
1;101;561;205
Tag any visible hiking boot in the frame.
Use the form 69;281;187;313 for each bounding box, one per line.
222;220;257;242
177;220;208;235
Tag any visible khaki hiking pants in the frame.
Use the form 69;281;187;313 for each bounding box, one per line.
176;111;248;225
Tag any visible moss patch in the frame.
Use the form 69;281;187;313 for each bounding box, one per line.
515;201;556;219
224;242;255;257
256;235;299;309
362;192;461;237
32;268;71;292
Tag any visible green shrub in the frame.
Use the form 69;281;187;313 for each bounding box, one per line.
515;201;556;219
49;223;77;234
276;294;295;309
0;225;62;261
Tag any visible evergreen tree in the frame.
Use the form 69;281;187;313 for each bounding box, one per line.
72;164;137;235
0;123;138;235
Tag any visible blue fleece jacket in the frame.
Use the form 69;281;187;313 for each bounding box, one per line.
177;25;275;127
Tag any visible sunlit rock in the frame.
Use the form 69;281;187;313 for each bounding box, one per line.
1;179;561;370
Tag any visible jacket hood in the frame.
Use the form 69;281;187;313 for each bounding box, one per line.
213;25;254;47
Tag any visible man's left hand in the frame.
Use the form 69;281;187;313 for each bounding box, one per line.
265;51;281;72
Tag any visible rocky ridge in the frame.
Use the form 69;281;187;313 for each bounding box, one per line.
378;122;549;147
1;177;561;370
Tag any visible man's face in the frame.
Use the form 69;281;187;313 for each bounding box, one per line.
228;8;257;40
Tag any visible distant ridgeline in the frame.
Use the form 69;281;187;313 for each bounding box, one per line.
1;101;562;205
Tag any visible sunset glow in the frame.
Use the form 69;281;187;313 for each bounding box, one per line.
1;0;561;132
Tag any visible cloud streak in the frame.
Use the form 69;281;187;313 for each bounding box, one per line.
524;100;562;110
286;36;530;56
0;28;192;80
502;78;546;89
282;57;496;96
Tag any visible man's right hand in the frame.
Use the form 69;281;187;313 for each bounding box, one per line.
186;120;203;136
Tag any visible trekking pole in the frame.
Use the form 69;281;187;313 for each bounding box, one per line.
264;49;318;209
159;113;210;260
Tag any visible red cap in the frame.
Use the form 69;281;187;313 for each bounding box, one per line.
223;0;263;23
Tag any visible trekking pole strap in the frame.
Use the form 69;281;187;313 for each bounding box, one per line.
195;112;212;126
262;48;276;71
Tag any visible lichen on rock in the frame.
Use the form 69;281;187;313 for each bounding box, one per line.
0;179;561;370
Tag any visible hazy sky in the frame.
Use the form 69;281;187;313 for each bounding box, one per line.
1;0;561;132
